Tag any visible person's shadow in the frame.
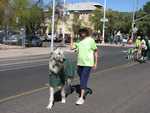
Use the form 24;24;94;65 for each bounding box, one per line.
54;84;93;102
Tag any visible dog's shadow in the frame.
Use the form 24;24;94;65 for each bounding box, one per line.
54;84;93;102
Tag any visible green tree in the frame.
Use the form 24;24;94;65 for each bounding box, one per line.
25;5;43;35
106;10;119;35
143;1;150;14
111;12;132;34
0;0;9;26
72;13;81;38
136;2;150;37
11;0;44;35
89;8;103;32
0;0;13;27
90;8;132;38
11;0;29;27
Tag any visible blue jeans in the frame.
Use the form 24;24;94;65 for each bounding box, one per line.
77;66;92;89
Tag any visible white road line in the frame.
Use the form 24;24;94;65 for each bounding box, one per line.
0;55;49;62
0;59;48;67
0;63;47;72
122;50;128;53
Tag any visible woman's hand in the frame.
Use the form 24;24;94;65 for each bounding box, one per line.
93;63;97;70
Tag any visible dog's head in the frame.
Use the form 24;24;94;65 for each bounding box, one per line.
49;48;65;73
50;48;64;63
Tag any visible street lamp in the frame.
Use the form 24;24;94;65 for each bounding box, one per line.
51;0;55;51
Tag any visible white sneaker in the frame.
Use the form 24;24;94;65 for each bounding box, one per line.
76;98;85;105
61;97;66;103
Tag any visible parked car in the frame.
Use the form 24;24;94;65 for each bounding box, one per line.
0;30;5;43
3;34;21;45
25;35;42;47
122;35;128;44
47;33;57;41
65;34;71;43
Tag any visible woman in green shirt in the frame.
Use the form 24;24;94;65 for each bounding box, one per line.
74;28;98;105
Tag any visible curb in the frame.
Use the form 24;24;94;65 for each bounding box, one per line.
97;43;134;48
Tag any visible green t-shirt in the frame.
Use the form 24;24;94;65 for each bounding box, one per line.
135;39;141;48
75;37;97;67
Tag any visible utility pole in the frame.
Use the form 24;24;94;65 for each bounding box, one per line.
51;0;55;51
20;27;26;48
102;0;107;44
62;0;66;46
131;0;137;40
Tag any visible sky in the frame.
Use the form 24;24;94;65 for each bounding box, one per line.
42;0;149;12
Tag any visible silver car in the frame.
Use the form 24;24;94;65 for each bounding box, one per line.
4;35;21;45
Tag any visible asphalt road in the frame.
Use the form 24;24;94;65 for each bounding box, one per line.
0;46;128;100
1;46;150;113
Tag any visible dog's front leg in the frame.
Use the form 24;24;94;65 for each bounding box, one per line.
61;86;66;103
46;87;54;110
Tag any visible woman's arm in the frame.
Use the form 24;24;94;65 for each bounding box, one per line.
93;49;98;69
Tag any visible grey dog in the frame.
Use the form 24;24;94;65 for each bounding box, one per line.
47;48;67;109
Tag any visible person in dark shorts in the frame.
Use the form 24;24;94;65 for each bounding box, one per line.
73;28;98;105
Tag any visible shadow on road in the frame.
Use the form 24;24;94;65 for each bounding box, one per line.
54;84;93;103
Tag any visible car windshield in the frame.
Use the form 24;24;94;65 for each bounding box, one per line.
8;36;17;40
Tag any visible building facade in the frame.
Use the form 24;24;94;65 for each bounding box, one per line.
57;2;102;36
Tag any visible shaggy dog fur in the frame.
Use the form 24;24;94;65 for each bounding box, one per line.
47;48;66;110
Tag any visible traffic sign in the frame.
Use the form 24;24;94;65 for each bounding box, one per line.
133;27;138;33
101;18;108;22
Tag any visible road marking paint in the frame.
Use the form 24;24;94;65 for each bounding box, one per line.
0;59;48;67
0;63;47;72
0;55;49;62
0;61;140;104
97;62;138;74
0;86;48;104
122;50;128;53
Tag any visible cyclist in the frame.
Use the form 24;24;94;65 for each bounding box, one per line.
133;36;142;61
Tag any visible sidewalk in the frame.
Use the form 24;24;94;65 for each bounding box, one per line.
0;47;50;59
0;46;73;59
97;43;134;48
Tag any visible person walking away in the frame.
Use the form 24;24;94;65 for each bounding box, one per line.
144;36;150;60
135;36;141;49
134;36;142;60
140;37;147;61
73;28;98;105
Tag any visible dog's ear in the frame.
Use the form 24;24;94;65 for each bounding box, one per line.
53;47;58;51
57;48;64;54
59;48;65;58
49;51;53;56
49;47;57;54
49;50;55;59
